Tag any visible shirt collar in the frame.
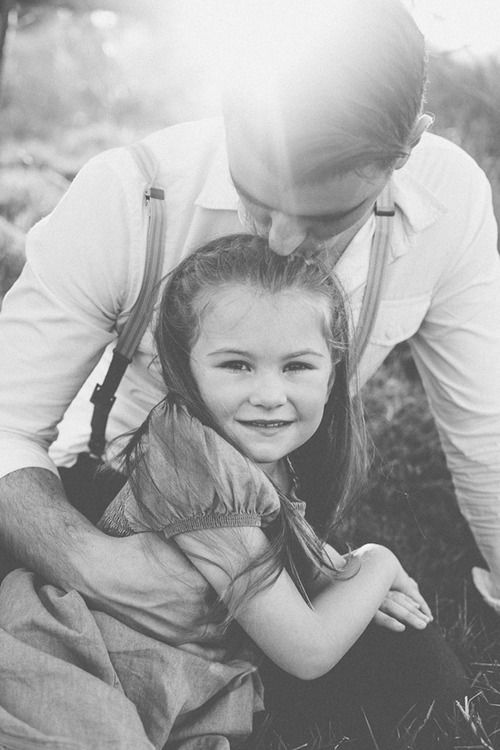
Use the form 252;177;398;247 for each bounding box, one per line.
389;151;447;259
194;124;240;211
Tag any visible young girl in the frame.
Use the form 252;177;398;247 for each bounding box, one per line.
0;234;467;749
99;233;468;745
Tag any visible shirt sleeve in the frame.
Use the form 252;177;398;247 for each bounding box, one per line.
99;404;281;537
0;149;146;478
408;166;500;589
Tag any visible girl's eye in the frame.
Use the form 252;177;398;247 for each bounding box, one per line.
219;360;251;372
284;361;314;372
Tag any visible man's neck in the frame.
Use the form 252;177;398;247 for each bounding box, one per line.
312;206;375;269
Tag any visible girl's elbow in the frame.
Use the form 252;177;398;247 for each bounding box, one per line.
293;658;338;681
284;643;340;680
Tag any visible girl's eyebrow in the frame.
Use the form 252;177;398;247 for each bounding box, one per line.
286;349;328;359
207;348;327;359
230;173;369;223
207;348;251;357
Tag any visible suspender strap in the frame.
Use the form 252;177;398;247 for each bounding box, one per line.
349;183;394;375
114;143;167;360
88;142;166;459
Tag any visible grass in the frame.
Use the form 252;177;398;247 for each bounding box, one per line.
1;8;500;750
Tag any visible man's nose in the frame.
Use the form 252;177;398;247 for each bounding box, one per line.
267;212;308;256
248;374;287;408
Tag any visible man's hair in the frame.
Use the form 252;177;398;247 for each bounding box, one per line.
223;0;427;179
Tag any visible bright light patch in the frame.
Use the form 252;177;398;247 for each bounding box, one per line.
90;10;118;32
161;0;352;94
164;0;500;84
412;0;500;54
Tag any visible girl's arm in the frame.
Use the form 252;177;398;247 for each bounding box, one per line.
175;527;421;680
309;541;433;633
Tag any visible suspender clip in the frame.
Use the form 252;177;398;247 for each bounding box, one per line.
374;203;395;217
145;186;165;201
90;383;116;410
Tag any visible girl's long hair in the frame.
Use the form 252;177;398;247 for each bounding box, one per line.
121;234;368;617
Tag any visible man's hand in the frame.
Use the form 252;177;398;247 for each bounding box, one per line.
0;468;195;641
472;567;500;614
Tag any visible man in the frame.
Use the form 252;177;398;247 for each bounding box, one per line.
0;0;499;644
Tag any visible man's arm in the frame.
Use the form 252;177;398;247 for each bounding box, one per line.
0;468;102;587
409;163;500;601
0;467;185;638
0;151;140;479
0;149;175;634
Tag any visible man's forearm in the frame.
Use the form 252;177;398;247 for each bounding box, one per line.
0;467;186;640
0;467;104;594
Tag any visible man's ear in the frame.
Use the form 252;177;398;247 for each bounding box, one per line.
394;112;435;169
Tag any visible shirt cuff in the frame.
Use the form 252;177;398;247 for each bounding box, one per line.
0;436;60;480
472;567;500;614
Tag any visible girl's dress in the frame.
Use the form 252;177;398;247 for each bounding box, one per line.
0;402;305;749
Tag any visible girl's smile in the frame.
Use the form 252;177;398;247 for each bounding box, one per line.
189;285;333;479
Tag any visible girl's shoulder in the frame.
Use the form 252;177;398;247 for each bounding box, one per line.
110;402;282;538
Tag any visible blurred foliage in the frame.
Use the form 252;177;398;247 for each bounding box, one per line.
426;50;500;228
0;5;221;268
0;5;219;147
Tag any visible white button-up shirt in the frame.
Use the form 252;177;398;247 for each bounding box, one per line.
1;117;500;593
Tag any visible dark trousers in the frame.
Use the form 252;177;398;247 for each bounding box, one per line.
258;620;469;748
59;453;126;524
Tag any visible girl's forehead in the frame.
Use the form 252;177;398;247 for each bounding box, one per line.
196;283;329;320
194;283;332;342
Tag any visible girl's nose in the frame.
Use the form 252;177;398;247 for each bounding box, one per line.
248;376;287;408
267;212;307;256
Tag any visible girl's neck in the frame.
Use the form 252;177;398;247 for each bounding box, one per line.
260;458;291;493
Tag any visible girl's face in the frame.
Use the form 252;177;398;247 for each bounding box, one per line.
189;284;333;482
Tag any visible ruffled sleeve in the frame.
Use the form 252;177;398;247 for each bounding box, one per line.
99;402;281;537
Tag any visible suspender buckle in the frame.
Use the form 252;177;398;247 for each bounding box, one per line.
89;384;116;459
374;203;395;217
145;186;165;201
90;383;116;410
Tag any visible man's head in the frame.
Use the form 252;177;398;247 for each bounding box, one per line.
223;0;429;255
